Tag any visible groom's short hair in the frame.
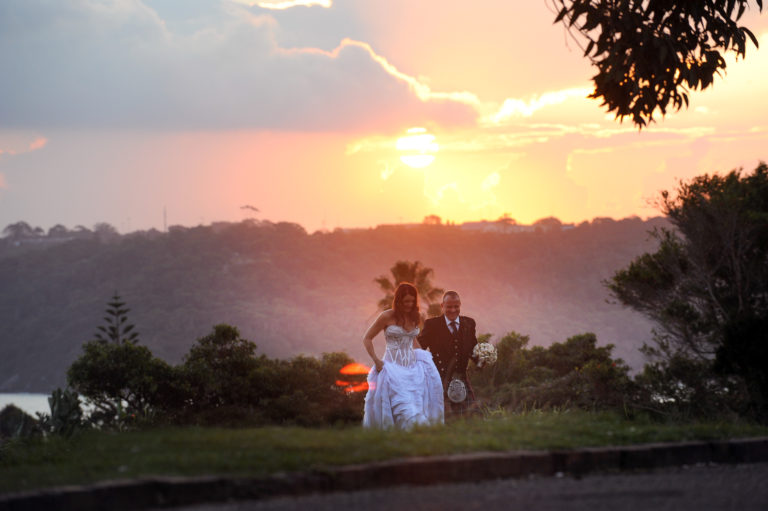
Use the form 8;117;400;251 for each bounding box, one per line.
442;290;460;302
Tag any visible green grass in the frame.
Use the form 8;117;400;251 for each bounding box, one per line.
2;410;767;494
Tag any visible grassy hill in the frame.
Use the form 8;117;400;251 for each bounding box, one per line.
0;217;665;392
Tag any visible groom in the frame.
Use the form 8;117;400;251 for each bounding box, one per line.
418;290;479;416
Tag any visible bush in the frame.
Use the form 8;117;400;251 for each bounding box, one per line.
0;405;38;439
263;352;364;425
178;324;271;419
67;340;174;425
471;331;632;412
175;325;364;426
631;349;747;421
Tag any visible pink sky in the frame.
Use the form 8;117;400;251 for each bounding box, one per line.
1;1;767;232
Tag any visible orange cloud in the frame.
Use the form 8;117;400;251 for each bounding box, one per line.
0;134;48;156
28;137;48;151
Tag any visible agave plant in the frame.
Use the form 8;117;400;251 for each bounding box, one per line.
38;388;84;437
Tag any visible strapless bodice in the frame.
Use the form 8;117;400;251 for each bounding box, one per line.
383;325;419;367
364;324;443;429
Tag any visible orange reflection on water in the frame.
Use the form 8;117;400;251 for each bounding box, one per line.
345;382;369;393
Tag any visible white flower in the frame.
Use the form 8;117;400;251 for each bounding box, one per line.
472;341;497;365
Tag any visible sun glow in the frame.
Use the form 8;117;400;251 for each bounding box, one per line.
336;363;370;393
397;127;439;168
339;363;371;375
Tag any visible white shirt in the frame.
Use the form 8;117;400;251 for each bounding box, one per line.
444;315;460;332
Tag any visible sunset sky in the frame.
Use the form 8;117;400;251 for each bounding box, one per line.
1;0;767;233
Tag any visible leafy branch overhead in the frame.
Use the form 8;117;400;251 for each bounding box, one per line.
554;0;764;127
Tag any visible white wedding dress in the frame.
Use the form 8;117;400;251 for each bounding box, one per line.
363;325;444;429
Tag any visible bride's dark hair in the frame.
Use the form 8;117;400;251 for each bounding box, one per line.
392;282;421;327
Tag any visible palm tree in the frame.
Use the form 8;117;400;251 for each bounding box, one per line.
375;260;444;318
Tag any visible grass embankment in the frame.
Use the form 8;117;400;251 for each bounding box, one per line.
2;410;767;494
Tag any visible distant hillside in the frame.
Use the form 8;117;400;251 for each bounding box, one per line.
0;217;666;392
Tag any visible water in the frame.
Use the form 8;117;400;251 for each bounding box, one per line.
0;393;50;416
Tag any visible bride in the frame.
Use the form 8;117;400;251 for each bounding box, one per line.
362;282;444;429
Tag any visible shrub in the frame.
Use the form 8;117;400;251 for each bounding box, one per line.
0;405;38;439
471;331;632;412
631;346;747;421
179;324;269;415
67;340;174;425
173;325;363;426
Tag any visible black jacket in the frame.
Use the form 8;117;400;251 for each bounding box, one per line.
418;315;478;385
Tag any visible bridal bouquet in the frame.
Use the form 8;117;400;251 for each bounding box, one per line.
473;341;497;366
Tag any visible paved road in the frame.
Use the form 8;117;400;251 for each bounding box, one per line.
164;462;768;511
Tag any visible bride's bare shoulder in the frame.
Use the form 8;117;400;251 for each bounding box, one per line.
374;309;395;327
378;309;396;323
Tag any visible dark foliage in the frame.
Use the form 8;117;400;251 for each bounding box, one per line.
95;293;139;345
554;0;764;127
716;317;768;421
471;331;632;412
67;340;175;425
67;318;364;427
181;324;264;412
174;326;364;426
630;338;747;421
0;405;38;439
609;163;768;420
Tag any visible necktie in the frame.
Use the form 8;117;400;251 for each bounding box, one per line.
450;321;458;335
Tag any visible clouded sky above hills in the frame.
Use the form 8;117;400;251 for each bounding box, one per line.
1;0;767;232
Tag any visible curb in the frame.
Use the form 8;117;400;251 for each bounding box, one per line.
2;437;768;511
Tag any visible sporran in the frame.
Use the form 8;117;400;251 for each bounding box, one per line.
446;377;467;403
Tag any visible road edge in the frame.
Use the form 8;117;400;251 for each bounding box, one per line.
2;437;768;510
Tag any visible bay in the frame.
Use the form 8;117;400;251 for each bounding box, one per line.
0;393;50;416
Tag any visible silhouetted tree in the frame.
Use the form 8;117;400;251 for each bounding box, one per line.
240;205;260;224
495;213;516;232
47;224;70;238
608;162;768;419
375;260;444;317
95;293;139;345
68;339;174;422
93;222;119;242
2;221;36;241
533;216;563;232
554;0;764;127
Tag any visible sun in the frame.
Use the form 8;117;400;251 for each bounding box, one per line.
397;127;439;168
